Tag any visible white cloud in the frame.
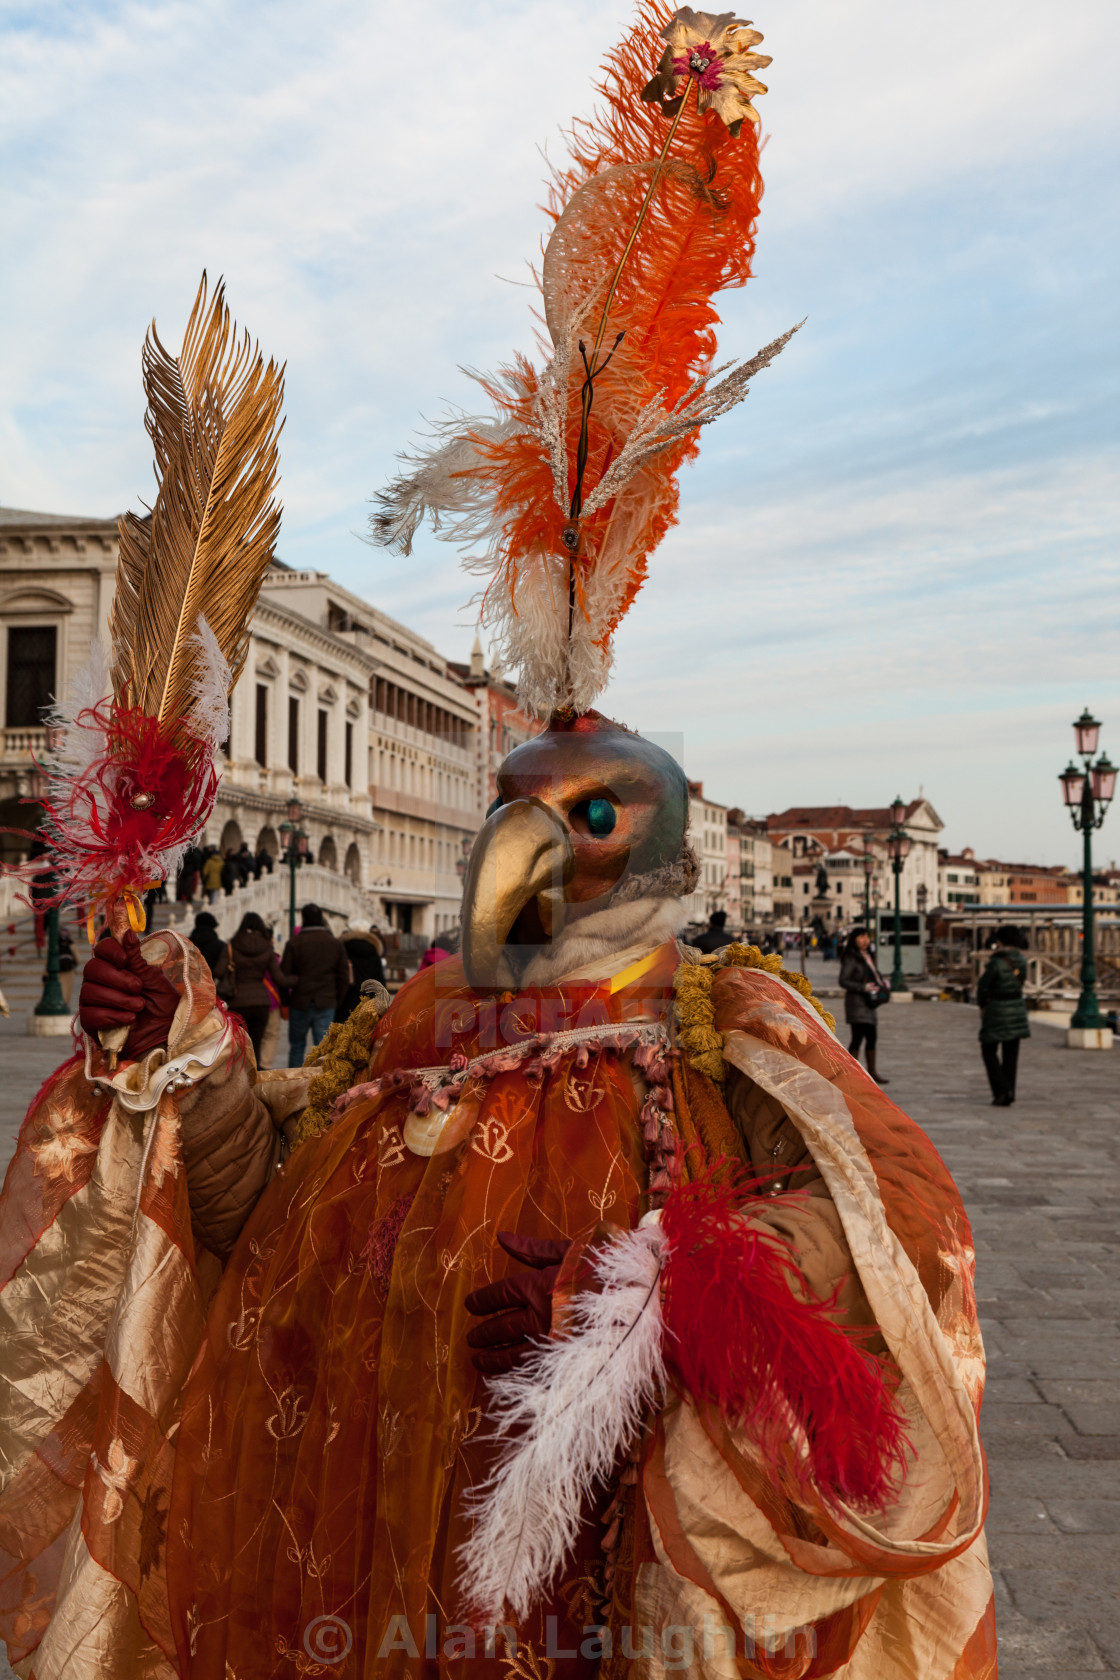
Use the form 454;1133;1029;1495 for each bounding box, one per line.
2;0;1118;870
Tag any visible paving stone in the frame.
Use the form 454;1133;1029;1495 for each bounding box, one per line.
994;1610;1107;1671
982;1403;1068;1436
993;1461;1120;1499
987;1494;1058;1534
1036;1379;1120;1404
1059;1435;1120;1460
1060;1404;1120;1437
1045;1500;1120;1533
986;1375;1046;1403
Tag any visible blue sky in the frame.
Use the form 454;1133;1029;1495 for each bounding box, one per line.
2;0;1118;863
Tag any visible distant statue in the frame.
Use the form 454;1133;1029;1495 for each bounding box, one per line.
816;860;830;898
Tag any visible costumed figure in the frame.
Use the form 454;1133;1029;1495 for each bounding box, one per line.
0;10;995;1679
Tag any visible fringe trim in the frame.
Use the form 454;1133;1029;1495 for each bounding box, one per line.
674;942;836;1082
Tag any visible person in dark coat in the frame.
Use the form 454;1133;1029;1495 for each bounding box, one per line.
225;911;293;1063
281;903;351;1066
188;910;229;989
839;926;890;1085
693;909;732;954
977;925;1030;1106
334;919;387;1022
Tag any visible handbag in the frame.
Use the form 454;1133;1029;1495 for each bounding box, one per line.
868;984;891;1008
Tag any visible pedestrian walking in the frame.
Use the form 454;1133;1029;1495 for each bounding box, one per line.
222;912;292;1064
977;925;1030;1106
693;909;733;953
418;928;459;970
220;850;238;896
839;926;891;1085
281;903;351;1066
334;918;387;1022
187;909;229;990
201;848;224;904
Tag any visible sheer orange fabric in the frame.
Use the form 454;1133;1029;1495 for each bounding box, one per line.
168;947;680;1678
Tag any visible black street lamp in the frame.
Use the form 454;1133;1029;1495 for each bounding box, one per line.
1060;709;1116;1030
861;843;876;928
277;796;308;939
886;796;912;994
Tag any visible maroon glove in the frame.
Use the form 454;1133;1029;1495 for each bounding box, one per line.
465;1232;571;1376
78;930;181;1058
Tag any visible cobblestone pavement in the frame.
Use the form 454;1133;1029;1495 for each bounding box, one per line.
0;994;1116;1675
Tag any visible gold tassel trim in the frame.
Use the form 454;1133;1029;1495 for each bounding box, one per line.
294;993;387;1148
673;941;836;1083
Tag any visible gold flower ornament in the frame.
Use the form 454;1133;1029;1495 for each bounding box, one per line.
642;8;771;134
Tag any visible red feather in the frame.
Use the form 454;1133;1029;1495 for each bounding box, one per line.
25;699;217;917
660;1172;910;1514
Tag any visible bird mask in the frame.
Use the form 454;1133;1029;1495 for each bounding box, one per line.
460;711;696;993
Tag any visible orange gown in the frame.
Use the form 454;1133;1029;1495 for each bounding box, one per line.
164;945;996;1679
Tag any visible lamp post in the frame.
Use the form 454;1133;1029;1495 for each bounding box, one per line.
277;797;308;940
30;724;69;1024
861;845;876;928
885;795;912;995
1059;708;1116;1033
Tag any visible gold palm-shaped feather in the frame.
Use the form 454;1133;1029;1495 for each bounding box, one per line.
110;272;285;729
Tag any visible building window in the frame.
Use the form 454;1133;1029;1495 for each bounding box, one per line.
5;625;57;728
288;696;299;774
345;721;353;788
317;710;328;783
254;684;268;767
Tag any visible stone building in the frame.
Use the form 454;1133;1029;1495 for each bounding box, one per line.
767;799;942;916
726;810;774;930
685;781;728;926
215;567;378;889
448;635;538;814
262;568;479;937
939;848;982;907
0;506;119;860
0;511;481;939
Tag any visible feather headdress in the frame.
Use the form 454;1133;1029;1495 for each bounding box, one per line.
373;5;797;717
31;274;284;931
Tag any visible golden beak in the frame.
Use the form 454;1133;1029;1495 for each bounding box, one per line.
461;798;574;993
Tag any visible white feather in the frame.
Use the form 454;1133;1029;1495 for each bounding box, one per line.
189;615;232;750
457;1224;666;1624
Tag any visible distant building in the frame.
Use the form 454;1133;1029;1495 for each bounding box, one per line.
724;813;743;926
939;847;982;907
768;799;942;916
0;509;483;938
0;505;119;863
447;634;537;815
686;782;728;924
726;810;773;929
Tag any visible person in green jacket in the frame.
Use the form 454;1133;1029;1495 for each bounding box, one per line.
977;925;1031;1106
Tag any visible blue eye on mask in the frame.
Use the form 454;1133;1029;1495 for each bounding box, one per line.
586;798;617;837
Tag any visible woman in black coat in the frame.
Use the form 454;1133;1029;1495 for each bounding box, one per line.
188;911;229;986
977;924;1030;1106
839;927;890;1085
